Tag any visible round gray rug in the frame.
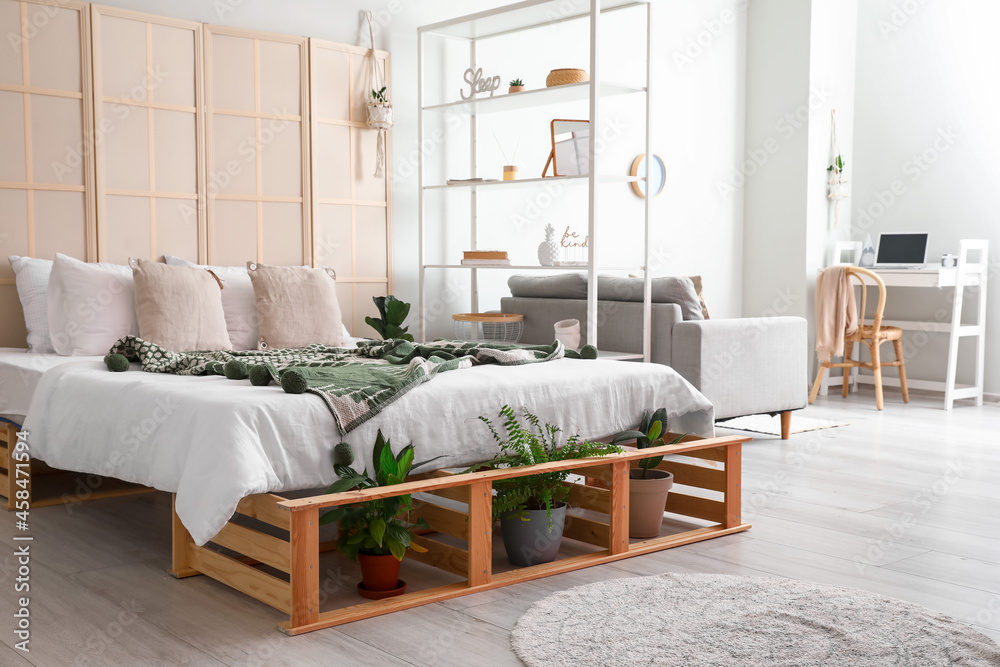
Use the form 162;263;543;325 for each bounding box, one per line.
511;573;1000;666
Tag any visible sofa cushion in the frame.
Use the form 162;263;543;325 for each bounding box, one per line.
597;276;704;321
508;273;588;300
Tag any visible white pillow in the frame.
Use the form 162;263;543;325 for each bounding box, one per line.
8;256;55;353
47;253;138;356
165;256;352;349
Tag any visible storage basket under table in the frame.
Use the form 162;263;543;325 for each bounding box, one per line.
452;313;523;343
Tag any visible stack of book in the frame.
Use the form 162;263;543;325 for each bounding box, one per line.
461;250;510;266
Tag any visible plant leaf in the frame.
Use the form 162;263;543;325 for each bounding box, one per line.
413;454;447;471
379;438;398;480
372;430;388;477
318;507;346;525
648;420;662;442
409;540;428;553
326;475;363;494
370;517;386;547
396;445;415;477
610;430;645;444
387;537;406;560
642;455;664;470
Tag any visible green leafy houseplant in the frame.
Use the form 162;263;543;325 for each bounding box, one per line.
365;295;414;342
371;86;388;105
319;431;436;561
610;408;685;480
470;405;621;528
509;78;524;87
827;154;845;176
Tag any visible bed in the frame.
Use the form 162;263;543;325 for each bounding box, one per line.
16;351;714;544
3;345;749;634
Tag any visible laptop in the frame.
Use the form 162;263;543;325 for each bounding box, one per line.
874;232;929;268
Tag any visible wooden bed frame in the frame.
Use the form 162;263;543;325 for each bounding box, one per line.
168;432;750;635
0;421;154;510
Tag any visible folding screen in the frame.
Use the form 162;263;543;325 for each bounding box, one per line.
0;0;94;346
91;5;204;264
0;4;392;346
309;38;392;335
204;25;311;268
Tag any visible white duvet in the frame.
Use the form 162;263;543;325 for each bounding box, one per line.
21;357;714;545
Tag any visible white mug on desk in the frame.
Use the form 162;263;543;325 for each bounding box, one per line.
941;253;957;267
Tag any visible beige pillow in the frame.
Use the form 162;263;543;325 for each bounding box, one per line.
247;262;344;349
132;259;233;351
688;275;711;320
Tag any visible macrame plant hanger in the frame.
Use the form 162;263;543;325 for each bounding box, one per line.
828;109;849;227
365;10;392;178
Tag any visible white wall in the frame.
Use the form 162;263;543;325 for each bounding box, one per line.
741;0;857;385
84;0;749;340
804;0;858;371
740;0;812;320
853;0;1000;394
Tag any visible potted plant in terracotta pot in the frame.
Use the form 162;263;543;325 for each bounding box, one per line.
611;408;685;539
508;78;525;93
469;405;620;567
320;432;441;599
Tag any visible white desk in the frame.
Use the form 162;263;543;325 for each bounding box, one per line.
821;241;989;409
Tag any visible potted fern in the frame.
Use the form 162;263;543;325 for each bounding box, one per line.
471;406;620;567
320;432;439;599
611;408;685;538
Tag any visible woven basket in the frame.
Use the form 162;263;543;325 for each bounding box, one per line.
546;68;589;87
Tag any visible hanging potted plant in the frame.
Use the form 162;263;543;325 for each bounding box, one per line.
611;408;686;539
828;154;849;200
364;11;393;178
827;110;849;204
320;432;441;599
469;406;620;567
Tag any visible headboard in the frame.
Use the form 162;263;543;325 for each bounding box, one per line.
0;0;392;347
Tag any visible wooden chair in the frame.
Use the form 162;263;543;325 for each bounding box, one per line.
809;266;909;410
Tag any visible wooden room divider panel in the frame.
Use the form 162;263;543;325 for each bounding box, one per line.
0;4;393;347
310;38;392;336
204;25;311;269
91;6;204;265
0;0;94;346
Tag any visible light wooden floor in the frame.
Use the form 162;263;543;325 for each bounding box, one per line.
1;388;998;666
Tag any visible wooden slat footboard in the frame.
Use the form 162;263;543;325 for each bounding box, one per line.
171;432;751;635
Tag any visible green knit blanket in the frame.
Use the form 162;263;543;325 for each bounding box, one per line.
107;336;566;433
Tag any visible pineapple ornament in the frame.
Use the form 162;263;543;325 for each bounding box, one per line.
537;224;559;266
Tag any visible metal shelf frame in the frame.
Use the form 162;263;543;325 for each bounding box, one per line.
417;0;653;360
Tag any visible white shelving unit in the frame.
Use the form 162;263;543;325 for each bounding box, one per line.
417;0;653;359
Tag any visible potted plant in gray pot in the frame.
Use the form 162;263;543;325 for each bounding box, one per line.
320;431;442;599
469;405;620;567
611;408;685;539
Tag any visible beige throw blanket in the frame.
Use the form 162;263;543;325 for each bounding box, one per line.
815;266;858;363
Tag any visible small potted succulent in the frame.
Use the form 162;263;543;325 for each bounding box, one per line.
508;78;525;94
611;408;685;538
320;431;441;599
469;406;620;567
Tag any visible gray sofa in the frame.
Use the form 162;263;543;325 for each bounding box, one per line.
500;274;808;438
